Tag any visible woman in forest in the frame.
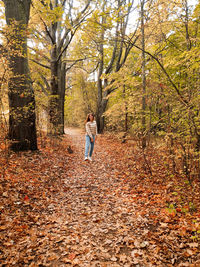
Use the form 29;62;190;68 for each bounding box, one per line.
84;113;98;161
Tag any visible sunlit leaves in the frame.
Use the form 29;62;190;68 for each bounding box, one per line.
32;0;64;27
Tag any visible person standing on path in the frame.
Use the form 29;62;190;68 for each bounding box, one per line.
84;113;98;161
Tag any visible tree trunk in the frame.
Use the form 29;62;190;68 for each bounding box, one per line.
3;0;37;151
96;11;105;134
96;0;135;133
49;51;66;135
141;0;147;148
32;0;91;135
123;85;128;132
58;61;66;134
49;46;59;135
184;0;191;51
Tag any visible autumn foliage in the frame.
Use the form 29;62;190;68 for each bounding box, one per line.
0;129;200;265
0;0;200;265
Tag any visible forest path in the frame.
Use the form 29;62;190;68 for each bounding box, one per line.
60;127;142;266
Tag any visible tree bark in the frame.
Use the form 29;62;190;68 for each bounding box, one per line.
123;85;128;133
49;42;67;135
141;0;147;148
3;0;37;151
96;8;105;133
49;42;61;135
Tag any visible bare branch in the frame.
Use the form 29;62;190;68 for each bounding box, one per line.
58;28;71;52
105;21;120;74
65;57;88;72
37;81;49;96
28;46;51;63
30;58;50;69
40;73;50;91
76;62;99;75
61;0;67;7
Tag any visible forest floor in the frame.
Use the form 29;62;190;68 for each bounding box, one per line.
0;128;200;266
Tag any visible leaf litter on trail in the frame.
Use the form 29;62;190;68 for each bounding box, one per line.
0;128;200;266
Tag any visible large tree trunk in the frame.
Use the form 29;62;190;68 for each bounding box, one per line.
3;0;37;151
49;44;60;135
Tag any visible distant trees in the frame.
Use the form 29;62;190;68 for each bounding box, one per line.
103;0;200;137
100;0;200;178
94;0;137;133
69;0;138;133
30;0;91;135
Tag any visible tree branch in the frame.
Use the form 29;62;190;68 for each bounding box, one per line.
65;57;88;72
132;43;189;106
31;1;55;45
105;21;120;74
37;81;49;96
40;73;50;91
28;46;51;62
30;58;50;69
57;1;92;62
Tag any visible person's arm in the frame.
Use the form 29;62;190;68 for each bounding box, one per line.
96;121;98;135
95;121;98;140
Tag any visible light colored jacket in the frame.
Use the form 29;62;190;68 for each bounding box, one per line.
86;121;98;138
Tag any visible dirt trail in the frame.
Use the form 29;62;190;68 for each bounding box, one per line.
60;128;141;266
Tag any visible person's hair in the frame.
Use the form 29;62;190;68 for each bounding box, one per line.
85;113;95;123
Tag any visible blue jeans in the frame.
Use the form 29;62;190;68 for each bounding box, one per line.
85;135;95;158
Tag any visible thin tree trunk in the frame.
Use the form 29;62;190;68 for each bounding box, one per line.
59;61;66;134
141;0;146;148
123;85;128;132
184;0;191;51
96;10;105;133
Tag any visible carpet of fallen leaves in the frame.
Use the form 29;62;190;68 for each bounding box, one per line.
0;128;200;266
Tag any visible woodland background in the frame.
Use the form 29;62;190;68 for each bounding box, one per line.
0;0;200;265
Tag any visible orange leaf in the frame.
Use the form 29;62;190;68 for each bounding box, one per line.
24;195;29;201
68;253;76;260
